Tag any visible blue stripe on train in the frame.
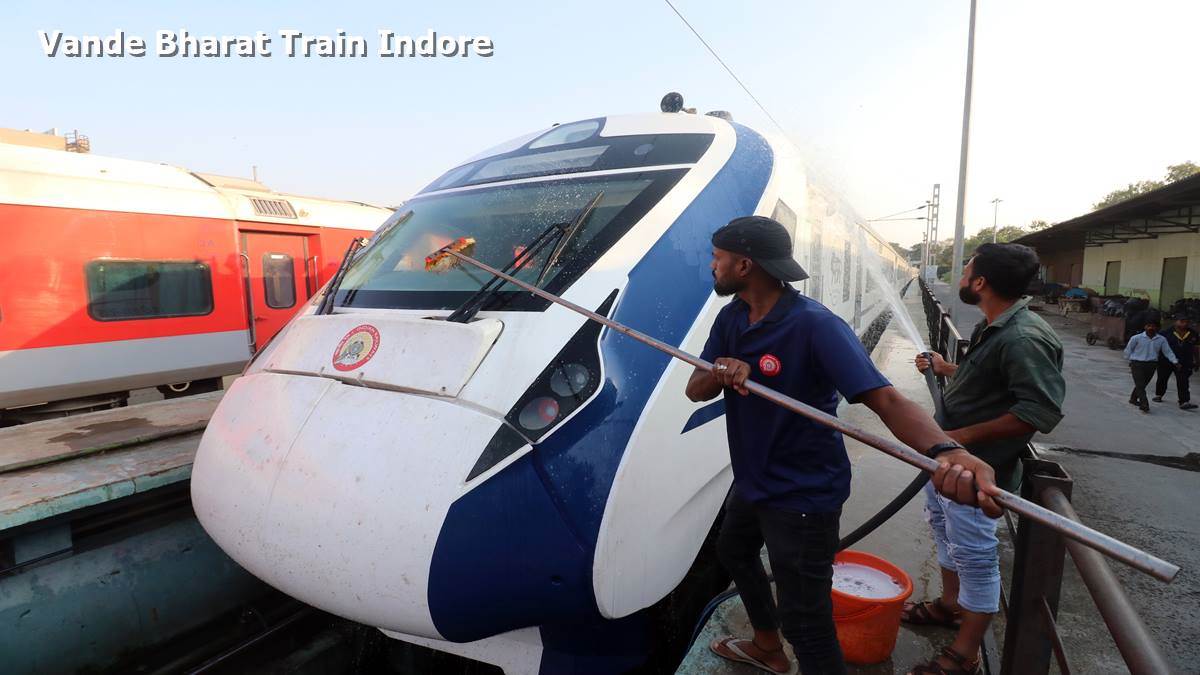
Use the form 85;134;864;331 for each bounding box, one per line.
427;124;772;660
681;399;726;434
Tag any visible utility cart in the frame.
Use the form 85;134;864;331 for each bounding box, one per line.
1086;313;1127;349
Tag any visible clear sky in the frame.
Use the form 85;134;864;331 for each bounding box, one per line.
5;1;1198;247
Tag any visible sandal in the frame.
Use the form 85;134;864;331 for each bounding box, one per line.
901;599;963;628
908;646;981;675
709;637;793;674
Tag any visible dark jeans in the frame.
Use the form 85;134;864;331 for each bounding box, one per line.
716;492;845;675
1130;360;1157;410
1155;360;1192;403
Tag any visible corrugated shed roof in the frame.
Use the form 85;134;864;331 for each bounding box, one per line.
1014;173;1200;251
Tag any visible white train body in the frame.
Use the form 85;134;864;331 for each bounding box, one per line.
191;112;912;673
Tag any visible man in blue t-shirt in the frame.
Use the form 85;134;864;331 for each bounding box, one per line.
688;216;1001;675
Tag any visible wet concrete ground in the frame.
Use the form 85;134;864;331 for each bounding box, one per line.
932;282;1199;673
680;290;994;674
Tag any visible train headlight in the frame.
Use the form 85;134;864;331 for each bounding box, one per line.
549;363;591;398
518;397;560;431
466;290;618;481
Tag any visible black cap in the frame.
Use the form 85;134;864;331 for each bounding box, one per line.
712;216;809;282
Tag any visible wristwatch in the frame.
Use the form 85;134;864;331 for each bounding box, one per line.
926;441;966;458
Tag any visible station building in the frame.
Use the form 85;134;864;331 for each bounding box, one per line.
1015;173;1200;309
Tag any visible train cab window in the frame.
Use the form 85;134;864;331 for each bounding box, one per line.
336;170;685;311
528;120;600;149
420;130;714;193
85;260;213;321
262;254;296;309
472;146;609;182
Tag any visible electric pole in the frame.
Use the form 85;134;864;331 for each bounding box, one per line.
950;0;978;300
991;197;1002;243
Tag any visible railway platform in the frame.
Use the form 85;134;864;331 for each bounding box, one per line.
0;392;269;674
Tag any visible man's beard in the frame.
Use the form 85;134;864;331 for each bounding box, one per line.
959;285;982;305
713;273;745;297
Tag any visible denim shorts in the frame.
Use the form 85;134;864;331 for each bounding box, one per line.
923;481;1000;613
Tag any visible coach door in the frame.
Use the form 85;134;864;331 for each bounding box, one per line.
240;232;311;351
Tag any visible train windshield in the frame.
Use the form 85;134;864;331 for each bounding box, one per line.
334;170;685;311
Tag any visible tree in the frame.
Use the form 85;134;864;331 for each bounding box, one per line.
929;224;1043;271
1165;161;1200;184
1094;180;1163;210
1093;161;1199;210
1027;219;1051;231
888;241;921;261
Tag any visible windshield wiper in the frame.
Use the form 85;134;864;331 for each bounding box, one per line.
536;191;602;287
445;191;603;323
318;210;412;315
444;222;562;323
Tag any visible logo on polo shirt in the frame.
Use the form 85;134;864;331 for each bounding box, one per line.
759;354;782;376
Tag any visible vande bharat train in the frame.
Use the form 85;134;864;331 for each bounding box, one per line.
0;142;391;423
192;105;914;673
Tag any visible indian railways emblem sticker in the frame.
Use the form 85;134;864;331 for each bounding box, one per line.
332;325;381;371
759;354;782;377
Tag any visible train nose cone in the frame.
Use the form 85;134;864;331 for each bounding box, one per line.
191;372;509;639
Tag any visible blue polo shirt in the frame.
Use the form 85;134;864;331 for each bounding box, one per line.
699;288;891;513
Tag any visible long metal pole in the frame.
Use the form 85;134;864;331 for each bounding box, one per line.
1042;488;1173;674
950;0;978;302
445;249;1180;583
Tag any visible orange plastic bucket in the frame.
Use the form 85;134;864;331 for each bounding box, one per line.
830;550;914;665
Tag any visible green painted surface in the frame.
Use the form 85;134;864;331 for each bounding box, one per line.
0;515;265;674
0;435;198;533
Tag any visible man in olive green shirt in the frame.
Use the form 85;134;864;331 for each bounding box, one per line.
906;243;1065;675
935;297;1065;491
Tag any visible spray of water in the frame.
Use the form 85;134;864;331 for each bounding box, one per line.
856;229;928;354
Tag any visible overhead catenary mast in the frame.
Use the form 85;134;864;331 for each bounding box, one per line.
924;183;940;280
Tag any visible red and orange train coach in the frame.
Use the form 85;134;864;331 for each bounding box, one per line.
0;142;391;423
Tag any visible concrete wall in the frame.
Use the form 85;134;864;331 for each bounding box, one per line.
1082;231;1200;306
1039;247;1084;286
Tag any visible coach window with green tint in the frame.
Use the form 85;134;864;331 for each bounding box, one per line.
85;260;214;320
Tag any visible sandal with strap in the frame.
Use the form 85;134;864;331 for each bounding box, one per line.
901;599;963;628
908;646;982;675
709;637;793;674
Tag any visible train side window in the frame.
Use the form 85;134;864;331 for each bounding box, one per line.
86;260;213;321
262;254;296;309
772;200;798;242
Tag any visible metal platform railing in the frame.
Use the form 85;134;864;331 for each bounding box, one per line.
999;459;1172;675
916;278;1174;675
917;278;968;382
65;130;90;153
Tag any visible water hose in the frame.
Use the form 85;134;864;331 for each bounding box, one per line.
836;353;942;550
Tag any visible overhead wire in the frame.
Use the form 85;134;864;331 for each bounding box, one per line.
661;0;789;137
872;204;929;221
